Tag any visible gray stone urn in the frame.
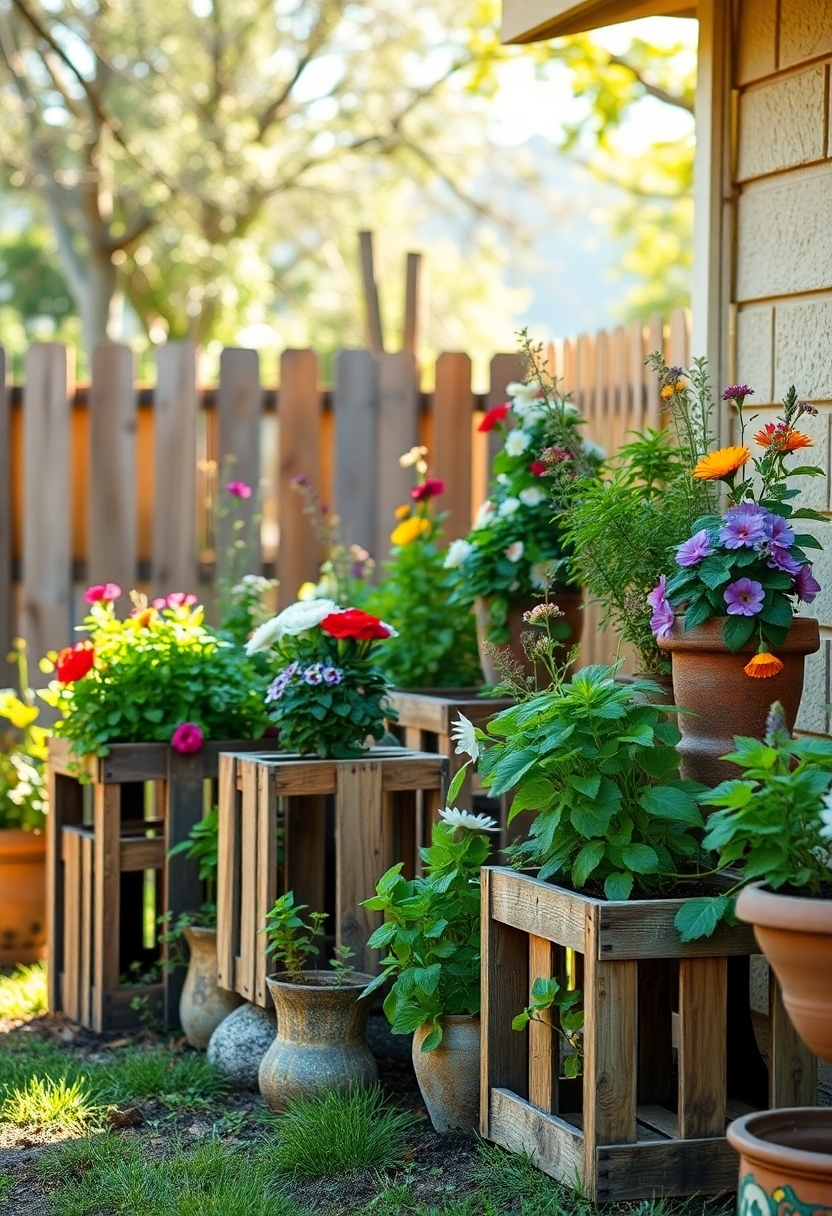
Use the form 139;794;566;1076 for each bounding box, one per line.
179;925;242;1049
258;971;378;1112
412;1014;480;1133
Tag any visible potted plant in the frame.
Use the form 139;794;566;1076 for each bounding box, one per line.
360;806;497;1133
646;370;825;784
257;891;377;1112
0;640;48;967
447;330;601;684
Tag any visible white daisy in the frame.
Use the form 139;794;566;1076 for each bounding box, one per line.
505;430;531;458
444;539;473;569
451;713;479;761
505;541;524;563
519;486;546;508
497;497;521;518
439;807;499;833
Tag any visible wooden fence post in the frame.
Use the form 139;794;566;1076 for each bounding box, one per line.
0;345;11;674
23;343;74;664
217;348;261;585
89;342;136;606
153;341;198;597
333;349;378;558
376;351;419;565
432;352;473;543
277;349;321;607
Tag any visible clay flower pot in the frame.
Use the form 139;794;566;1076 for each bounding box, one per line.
412;1014;480;1133
657;616;819;786
736;882;832;1066
0;829;46;967
179;925;242;1049
259;971;378;1112
728;1109;832;1210
475;592;583;686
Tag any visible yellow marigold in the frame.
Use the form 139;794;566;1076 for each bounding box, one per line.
660;379;688;400
393;504;410;520
391;516;430;546
693;445;750;481
744;651;784;679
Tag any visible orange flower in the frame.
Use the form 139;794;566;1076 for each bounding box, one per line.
744;652;784;678
393;504;410;520
693;445;750;481
660;379;687;400
754;423;813;453
391;516;430;546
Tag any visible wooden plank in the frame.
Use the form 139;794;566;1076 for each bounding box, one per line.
217;348;261;584
376;351;419;565
582;930;638;1157
333;349;378;558
0;345;11;671
120;837;165;872
480;867;529;1137
432;353;472;543
488;1089;584;1185
668;308;690;368
597;899;758;959
92;783;121;1033
164;748;205;1026
22;343;73;664
402;252;422;354
238;758;259;1002
527;935;558;1114
61;829;81;1023
678;957;727;1139
80;832;93;1028
47;768;83;1011
255;761;278;1006
216;754;239;992
358;232;385;354
277;349;321;607
335;760;384;972
627;321;646;432
152;341;198;597
486;868;586;954
483;352;526;481
637;959;676;1105
594;1137;738;1202
645;315;664;429
284;794;326;961
769;971;817;1108
88;342;136;606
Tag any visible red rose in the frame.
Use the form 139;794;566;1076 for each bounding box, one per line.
55;642;95;684
529;461;547;477
321;609;392;641
171;722;204;754
410;478;445;503
478;403;510;433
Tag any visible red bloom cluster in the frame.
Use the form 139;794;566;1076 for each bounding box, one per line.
478;403;510;433
84;583;121;605
529;461;547;477
410;478;445;503
321;609;392;640
55;642;95;684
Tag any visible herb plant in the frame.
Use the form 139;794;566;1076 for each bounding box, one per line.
361;808;497;1051
511;976;584;1078
0;640;48;831
262;891;354;983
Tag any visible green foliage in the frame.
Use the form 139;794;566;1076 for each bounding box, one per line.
0;639;49;830
41;596;267;760
0;961;47;1020
675;712;832;942
479;665;708;899
261;891;354;982
0;1075;103;1133
168;807;219;905
362;818;491;1048
511;976;583;1078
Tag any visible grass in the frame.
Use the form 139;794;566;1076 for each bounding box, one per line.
0;962;47;1020
0;1074;103;1134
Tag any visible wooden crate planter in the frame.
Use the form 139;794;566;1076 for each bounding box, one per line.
217;748;447;1007
47;736;274;1033
480;867;818;1202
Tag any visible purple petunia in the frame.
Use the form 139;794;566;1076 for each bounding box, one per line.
676;529;714;568
765;514;795;548
768;545;802;575
720;508;768;550
647;575;675;640
794;564;821;604
724;578;765;616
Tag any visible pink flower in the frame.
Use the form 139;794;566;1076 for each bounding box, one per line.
171;723;204;754
794;564;821;604
647;575;674;640
152;593;199;610
85;583;122;604
226;480;252;499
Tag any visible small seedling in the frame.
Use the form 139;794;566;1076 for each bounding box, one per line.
261;890;354;982
512;976;584;1079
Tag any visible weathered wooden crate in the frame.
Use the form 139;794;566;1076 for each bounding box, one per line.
47;736;273;1032
480;867;817;1202
217;748;447;1007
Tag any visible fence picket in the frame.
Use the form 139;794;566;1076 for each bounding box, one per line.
376;351;419;565
217;348;261;584
89;342;136;606
277;349;321;607
646;315;664;429
153;342;198;597
432;352;473;542
0;346;10;673
334;349;378;559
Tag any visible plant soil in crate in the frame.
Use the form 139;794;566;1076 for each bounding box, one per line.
47;737;274;1033
480;867;818;1202
216;748;447;1007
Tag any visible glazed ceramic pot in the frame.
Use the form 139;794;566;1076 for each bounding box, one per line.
736;883;832;1066
179;925;242;1049
412;1014;480;1133
657;616;819;786
259;971;378;1112
475;592;583;686
0;829;46;967
728;1109;832;1213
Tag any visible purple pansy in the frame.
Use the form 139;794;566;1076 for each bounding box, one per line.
322;666;343;685
303;664;324;686
724;578;765;616
647;575;675;640
765;514;795;548
676;529;714;568
794;564;821;604
720;508;768;550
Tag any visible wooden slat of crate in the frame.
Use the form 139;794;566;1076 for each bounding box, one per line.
487;868;585;954
61;828;82;1024
488;1089;584;1182
216;753;241;993
48;737;274;783
768;967;817;1106
677;957;727;1139
597;898;757;959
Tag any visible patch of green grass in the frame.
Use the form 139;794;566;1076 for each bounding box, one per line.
0;1173;13;1200
0;962;48;1019
91;1047;230;1109
473;1141;589;1216
0;1075;103;1134
262;1085;417;1179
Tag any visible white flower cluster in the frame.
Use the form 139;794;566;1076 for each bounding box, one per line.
245;598;339;654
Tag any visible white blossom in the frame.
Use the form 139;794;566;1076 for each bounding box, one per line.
506;381;539;405
473;500;495;529
505;541;525;563
439;806;499;833
530;561;555;590
498;497;521;518
519;486;546;508
505;430;531;457
399;445;428;468
496;473;510;486
245;598;339;653
451;712;479;761
444;539;473;569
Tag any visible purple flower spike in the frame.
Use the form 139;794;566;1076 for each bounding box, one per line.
724;578;765;616
676;529;714;568
766;514;795;548
794;564;821;604
722;385;755;402
647;575;674;640
720;509;768;550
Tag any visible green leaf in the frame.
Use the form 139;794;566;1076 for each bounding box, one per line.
621;844;659;874
446;763;469;807
572;840;605;887
683;595;712;630
419;1021;443;1053
564;1054;582;1079
793;532;824;550
570;773;600;799
697;556;732;589
571;802;613;839
603;871;634;901
789;508;828;522
674;896;729;942
761;593;792;628
721;614;756;652
487;747;540;798
640;785;703;826
508;775;554;820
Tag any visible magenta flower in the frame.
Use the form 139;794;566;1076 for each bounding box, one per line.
765;514;795;548
647;575;674;640
226;480;252;499
719;508;768;550
724;578;765;616
722;384;754;402
794;564;821;604
171;723;204;754
676;529;714;568
84;583;122;604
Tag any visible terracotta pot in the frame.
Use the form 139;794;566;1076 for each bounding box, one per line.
0;829;46;967
179;926;242;1049
259;971;378;1112
475;593;583;686
657;616;819;786
412;1014;480;1133
727;1109;832;1212
736;882;832;1067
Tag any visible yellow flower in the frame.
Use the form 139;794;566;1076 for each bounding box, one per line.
393;504;410;520
391;517;430;546
693;445;750;481
297;582;318;601
744;651;784;678
660;379;687;400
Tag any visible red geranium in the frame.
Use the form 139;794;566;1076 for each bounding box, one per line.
55;642;95;684
478;403;510;433
529;461;546;477
321;609;392;641
410;478;445;503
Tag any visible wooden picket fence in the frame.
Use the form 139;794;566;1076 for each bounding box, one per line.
0;308;689;674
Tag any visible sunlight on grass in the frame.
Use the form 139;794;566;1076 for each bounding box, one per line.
0;1075;103;1133
0;962;47;1020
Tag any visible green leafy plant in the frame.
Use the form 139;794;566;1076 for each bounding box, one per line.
168;806;219;906
511;976;584;1078
262;891;354;983
0;639;48;830
361;808;496;1051
675;703;832;941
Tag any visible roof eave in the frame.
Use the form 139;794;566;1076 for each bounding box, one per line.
501;0;697;43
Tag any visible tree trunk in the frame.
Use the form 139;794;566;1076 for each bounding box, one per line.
79;249;118;364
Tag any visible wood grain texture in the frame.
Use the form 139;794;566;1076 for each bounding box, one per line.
61;828;81;1023
0;345;11;670
527;935;558;1115
376;351;418;564
217;348;261;583
582;926;638;1155
164;749;207;1026
216;754;240;992
333;349;378;558
480;867;529;1137
594;1137;738;1202
153;341;198;597
238;758;259;1002
488;1089;583;1185
335;760;384;972
487;869;586;954
769;969;818;1107
432;353;472;542
255;762;278;1006
92;783;121;1033
677;956;727;1139
277;349;321;607
89;342;136;603
596;899;757;959
80;832;93;1028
